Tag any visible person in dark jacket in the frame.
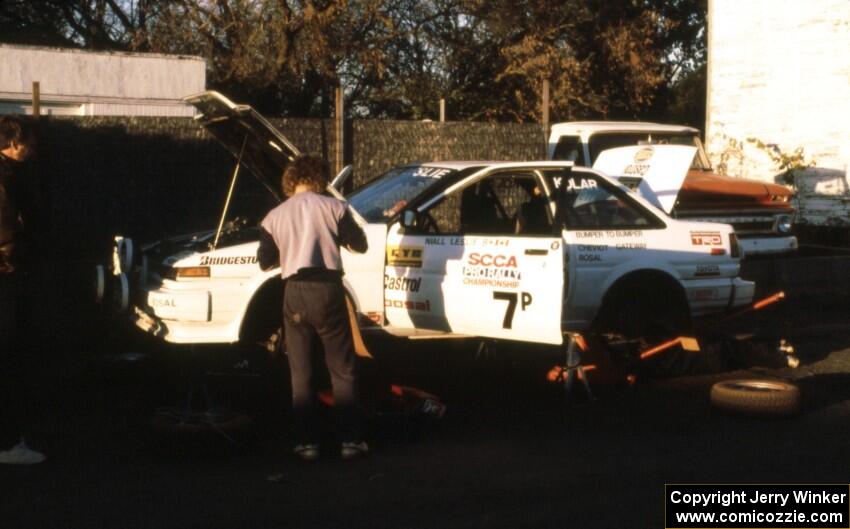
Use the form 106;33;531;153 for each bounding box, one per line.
0;115;45;465
257;155;369;461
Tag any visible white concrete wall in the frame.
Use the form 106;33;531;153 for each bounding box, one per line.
706;0;850;225
0;44;205;117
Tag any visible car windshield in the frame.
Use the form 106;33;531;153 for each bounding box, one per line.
346;165;456;222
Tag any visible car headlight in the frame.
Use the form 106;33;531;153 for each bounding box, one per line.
774;214;793;234
175;266;210;279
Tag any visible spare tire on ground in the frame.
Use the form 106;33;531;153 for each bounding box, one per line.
710;379;800;416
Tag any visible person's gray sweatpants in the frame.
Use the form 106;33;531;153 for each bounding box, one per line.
283;279;362;444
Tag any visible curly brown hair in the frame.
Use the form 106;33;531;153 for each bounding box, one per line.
282;155;329;197
0;115;35;151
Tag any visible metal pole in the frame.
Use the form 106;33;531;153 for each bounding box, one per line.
541;79;550;137
335;86;344;176
440;98;445;122
32;82;40;116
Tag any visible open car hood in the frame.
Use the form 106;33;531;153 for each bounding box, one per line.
593;145;696;214
184;91;301;200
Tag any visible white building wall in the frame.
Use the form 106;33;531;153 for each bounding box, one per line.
706;0;850;226
0;44;205;117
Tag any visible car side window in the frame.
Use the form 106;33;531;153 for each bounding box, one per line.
418;173;553;236
559;174;657;230
552;135;585;165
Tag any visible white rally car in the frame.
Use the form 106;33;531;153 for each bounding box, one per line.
96;91;754;355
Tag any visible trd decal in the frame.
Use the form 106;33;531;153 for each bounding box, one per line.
690;231;723;246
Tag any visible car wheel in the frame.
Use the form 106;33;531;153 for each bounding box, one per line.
591;278;693;376
710;379;800;416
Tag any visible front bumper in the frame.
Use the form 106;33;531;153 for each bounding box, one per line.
739;236;797;256
94;236;226;344
731;276;756;308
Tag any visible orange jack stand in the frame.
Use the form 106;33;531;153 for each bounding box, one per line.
558;334;596;405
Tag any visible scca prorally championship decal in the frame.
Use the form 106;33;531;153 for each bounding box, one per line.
387;245;423;267
199;255;258;266
384;275;422;292
462;253;522;288
690;231;723;246
467;253;517;267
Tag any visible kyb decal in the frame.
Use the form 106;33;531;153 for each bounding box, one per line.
690;231;723;246
384;275;422;292
199;255;258;266
387;245;424;267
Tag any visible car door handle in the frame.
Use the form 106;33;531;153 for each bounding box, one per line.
524;249;549;256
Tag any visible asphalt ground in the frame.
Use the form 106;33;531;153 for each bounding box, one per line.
2;272;850;528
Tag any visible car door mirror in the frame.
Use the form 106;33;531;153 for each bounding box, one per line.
400;209;418;230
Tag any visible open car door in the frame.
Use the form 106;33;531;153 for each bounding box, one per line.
385;165;565;345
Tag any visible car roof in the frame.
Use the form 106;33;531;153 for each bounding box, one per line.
550;121;699;135
415;160;575;170
416;161;498;170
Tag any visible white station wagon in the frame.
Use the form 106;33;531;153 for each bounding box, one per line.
96;92;755;357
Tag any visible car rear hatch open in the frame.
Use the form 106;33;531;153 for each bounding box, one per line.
592;145;696;214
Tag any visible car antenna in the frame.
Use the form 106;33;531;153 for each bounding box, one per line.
211;133;248;250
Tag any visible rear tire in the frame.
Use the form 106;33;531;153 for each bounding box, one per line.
592;277;693;375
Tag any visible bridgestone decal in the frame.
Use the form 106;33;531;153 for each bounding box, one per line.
199;255;258;265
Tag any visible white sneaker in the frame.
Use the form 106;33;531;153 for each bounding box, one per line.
0;440;46;465
341;441;369;460
293;443;320;462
